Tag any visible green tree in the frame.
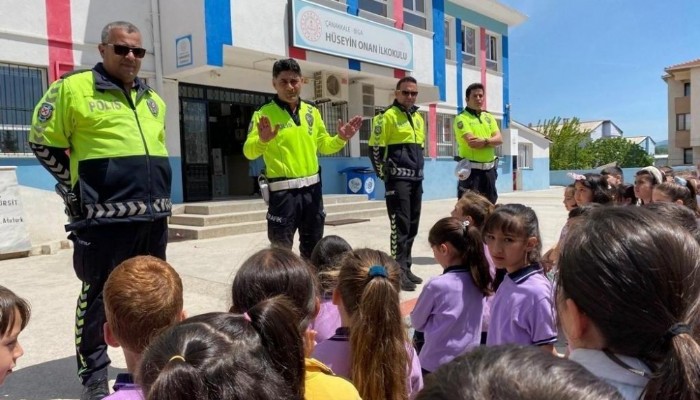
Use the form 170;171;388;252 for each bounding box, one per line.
537;117;592;169
581;137;654;168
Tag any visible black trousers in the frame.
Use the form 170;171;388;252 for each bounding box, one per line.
267;183;324;259
70;219;168;386
457;168;498;204
385;179;422;271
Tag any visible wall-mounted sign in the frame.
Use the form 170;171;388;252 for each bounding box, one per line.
0;167;30;255
176;35;193;68
292;0;414;71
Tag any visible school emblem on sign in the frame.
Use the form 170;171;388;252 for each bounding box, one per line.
457;121;464;129
146;99;159;117
37;102;54;123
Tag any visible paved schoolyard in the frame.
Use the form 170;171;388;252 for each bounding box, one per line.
0;187;567;400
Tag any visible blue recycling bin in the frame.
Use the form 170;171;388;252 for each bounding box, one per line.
339;167;377;199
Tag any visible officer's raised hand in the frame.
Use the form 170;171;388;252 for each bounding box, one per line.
258;116;280;143
337;115;363;141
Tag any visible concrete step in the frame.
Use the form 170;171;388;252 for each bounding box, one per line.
183;194;369;215
168;207;387;241
170;200;385;227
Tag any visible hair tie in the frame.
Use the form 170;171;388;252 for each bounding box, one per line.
168;355;186;363
663;323;691;344
675;176;688;186
640;166;663;185
568;172;586;181
243;312;251;322
462;220;470;230
368;265;387;278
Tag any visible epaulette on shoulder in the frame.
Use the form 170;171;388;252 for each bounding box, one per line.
376;105;392;116
60;69;92;80
304;99;322;109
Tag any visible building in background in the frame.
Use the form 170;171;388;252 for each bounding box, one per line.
0;0;538;203
664;58;698;166
625;135;656;156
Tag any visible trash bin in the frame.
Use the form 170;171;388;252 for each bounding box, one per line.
339;167;377;199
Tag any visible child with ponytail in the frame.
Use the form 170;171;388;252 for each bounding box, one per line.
139;296;303;400
410;217;492;374
313;248;423;400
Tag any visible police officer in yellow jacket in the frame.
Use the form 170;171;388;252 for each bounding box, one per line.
369;77;425;291
28;21;171;400
454;83;503;203
244;59;362;259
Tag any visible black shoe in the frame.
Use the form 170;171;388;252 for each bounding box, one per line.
401;274;417;291
406;268;423;284
81;378;109;400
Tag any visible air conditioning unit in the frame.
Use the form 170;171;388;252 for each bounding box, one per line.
313;71;348;103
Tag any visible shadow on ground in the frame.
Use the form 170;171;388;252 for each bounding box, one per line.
0;356;126;400
411;256;436;266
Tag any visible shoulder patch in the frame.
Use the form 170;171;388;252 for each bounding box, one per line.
457;121;464;129
37;102;54;123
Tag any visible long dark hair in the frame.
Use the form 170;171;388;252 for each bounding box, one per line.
428;217;492;296
483;204;542;264
140;297;304;400
557;206;700;400
337;249;408;400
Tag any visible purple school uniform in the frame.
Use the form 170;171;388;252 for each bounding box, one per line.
313;327;424;398
104;373;144;400
410;266;484;372
486;264;557;346
309;296;342;343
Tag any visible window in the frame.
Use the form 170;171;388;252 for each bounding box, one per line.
684;82;691;97
684;148;693;165
436;113;455;157
677;113;691;131
359;0;388;17
403;0;427;29
518;143;533;169
486;34;498;71
0;63;47;154
444;18;454;61
460;24;476;66
316;100;350;157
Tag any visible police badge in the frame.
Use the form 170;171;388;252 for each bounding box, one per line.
146;99;159;117
37;102;54;123
306;111;314;135
457;120;464;130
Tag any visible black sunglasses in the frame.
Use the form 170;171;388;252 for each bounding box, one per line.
400;90;419;97
104;43;146;58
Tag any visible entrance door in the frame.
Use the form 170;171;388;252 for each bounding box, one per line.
180;99;211;202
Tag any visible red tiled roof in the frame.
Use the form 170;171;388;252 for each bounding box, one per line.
666;58;700;71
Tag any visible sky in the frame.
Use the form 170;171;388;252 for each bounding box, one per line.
498;0;699;143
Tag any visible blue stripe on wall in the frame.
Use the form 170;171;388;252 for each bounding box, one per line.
346;0;359;15
433;0;446;101
445;2;508;34
455;18;463;111
346;0;362;71
503;35;510;128
204;0;233;67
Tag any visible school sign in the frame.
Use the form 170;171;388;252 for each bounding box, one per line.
292;0;414;71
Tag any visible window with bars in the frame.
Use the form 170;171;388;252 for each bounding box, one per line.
359;0;388;16
461;24;477;66
403;0;427;29
486;34;499;71
436;113;455;157
518;143;533;169
316;101;350;157
0;63;47;154
444;18;454;61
